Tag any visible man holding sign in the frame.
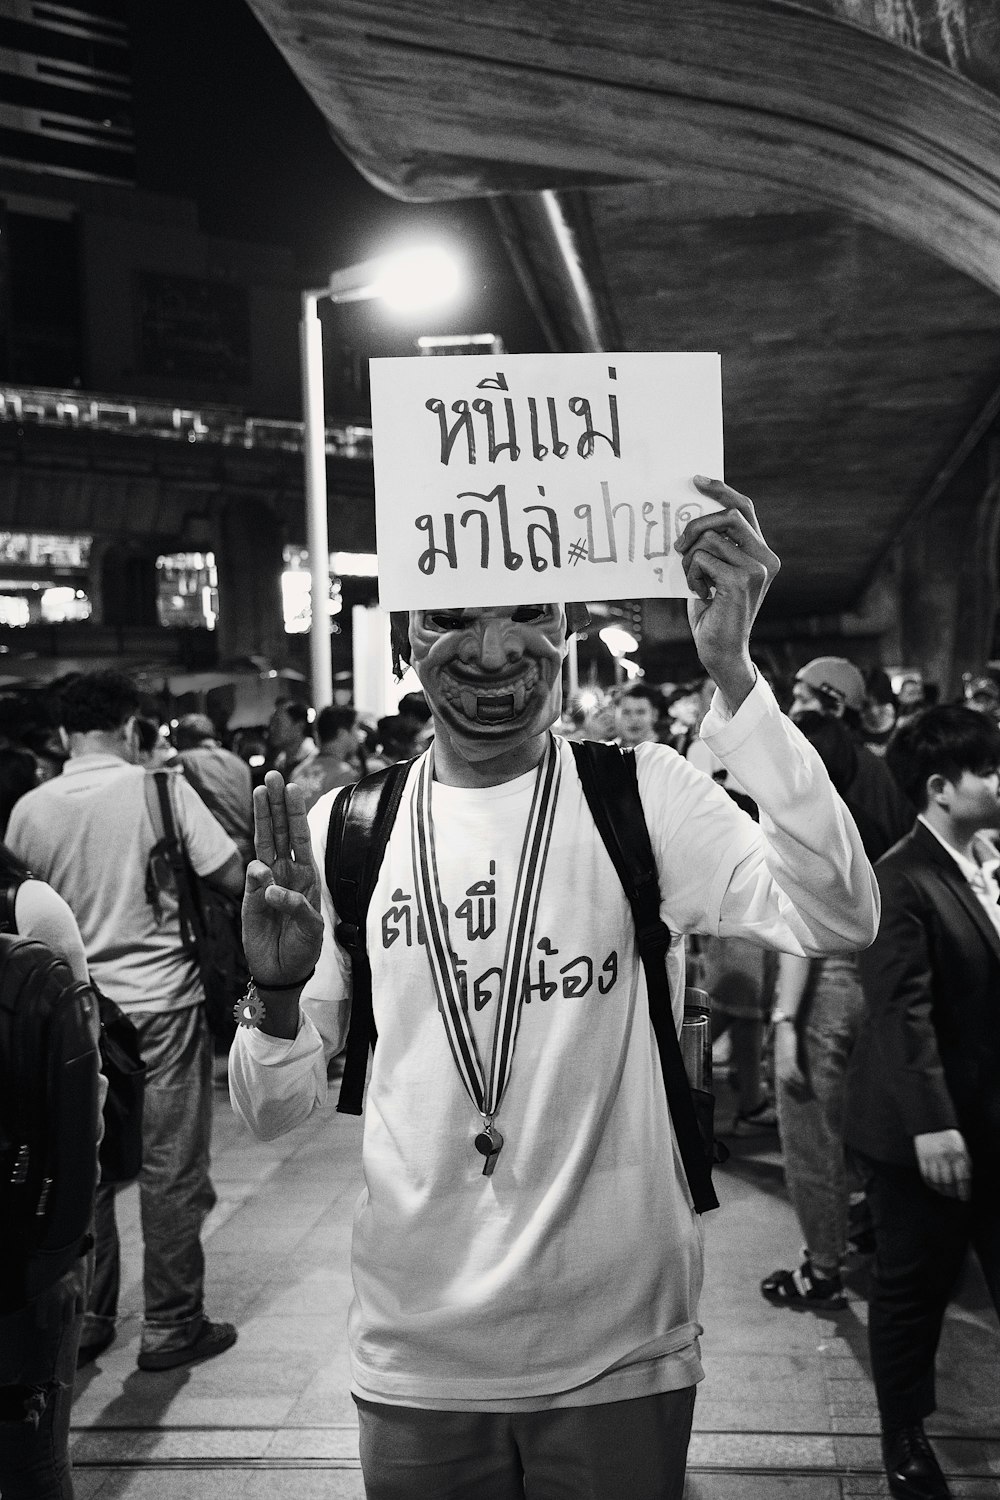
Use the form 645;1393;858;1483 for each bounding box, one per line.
231;454;878;1497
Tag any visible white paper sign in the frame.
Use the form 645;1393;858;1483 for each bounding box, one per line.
370;351;723;610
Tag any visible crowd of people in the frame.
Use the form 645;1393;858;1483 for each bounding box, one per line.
553;652;999;1500
0;678;433;1498
0;562;998;1497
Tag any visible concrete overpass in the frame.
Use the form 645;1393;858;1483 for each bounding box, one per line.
242;0;1000;692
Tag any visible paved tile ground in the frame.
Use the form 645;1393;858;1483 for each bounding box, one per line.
68;1069;1000;1498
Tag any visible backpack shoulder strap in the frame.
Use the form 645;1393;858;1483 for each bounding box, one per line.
0;876;25;936
145;769;181;863
569;739;719;1213
569;740;669;955
324;759;416;1115
155;767;184;838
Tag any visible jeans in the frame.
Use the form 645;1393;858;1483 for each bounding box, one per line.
355;1386;697;1500
775;955;865;1278
83;1003;217;1358
0;1253;90;1500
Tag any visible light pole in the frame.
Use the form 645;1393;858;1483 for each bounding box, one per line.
299;246;462;710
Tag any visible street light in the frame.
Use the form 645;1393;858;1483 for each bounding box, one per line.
300;245;462;709
600;623;640;685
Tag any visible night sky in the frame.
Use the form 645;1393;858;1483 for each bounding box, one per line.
130;0;543;354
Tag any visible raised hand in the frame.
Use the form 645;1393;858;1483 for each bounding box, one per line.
674;476;780;710
242;770;323;990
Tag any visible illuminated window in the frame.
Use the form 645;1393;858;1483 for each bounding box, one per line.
156;552;218;629
0;596;29;627
0;533;92;568
0;533;92;626
331;552;378;577
41;588;91;623
281;568;311;635
282;545;344;634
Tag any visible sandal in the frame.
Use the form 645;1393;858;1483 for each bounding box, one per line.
761;1259;847;1310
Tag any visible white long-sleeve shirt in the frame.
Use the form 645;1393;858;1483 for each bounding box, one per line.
231;675;877;1409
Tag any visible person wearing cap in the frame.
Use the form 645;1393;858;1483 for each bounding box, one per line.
791;654;866;720
763;657;913;1313
791;657;914;856
230;479;878;1500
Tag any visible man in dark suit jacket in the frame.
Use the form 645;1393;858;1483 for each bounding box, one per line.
846;704;1000;1500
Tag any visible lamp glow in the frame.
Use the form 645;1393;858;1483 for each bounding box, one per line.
373;246;462;313
301;241;465;708
599;624;638;658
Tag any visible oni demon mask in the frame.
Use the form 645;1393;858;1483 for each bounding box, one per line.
399;604;584;762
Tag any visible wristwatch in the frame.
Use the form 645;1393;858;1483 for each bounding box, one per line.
770;1009;796;1027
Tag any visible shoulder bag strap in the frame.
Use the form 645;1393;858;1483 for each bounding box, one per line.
147;771;203;950
325;759;416;1115
570;739;719;1213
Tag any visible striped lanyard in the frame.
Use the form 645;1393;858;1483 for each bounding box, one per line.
410;737;561;1169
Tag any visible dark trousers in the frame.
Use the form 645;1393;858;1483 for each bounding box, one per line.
0;1253;90;1500
355;1386;697;1500
859;1153;1000;1431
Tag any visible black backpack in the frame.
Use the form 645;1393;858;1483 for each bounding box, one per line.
0;931;101;1312
325;740;720;1213
0;877;146;1186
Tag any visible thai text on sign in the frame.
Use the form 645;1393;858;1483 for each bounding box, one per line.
370;351;724;609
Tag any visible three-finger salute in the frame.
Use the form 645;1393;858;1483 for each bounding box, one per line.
241;771;324;1035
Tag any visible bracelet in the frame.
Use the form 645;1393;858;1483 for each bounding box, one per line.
770;1010;796;1027
234;983;267;1030
235;971;316;1031
249;969;316;992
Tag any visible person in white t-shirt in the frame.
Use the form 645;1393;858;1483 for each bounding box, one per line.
8;671;244;1375
230;477;880;1500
